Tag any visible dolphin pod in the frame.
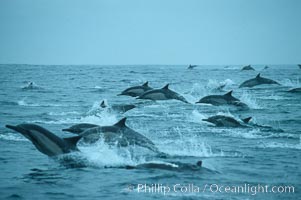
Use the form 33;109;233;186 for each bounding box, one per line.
196;90;248;109
137;84;189;103
118;81;153;97
64;118;160;153
6;124;82;157
239;73;280;88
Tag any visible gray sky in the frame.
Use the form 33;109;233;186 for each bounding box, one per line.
0;0;300;65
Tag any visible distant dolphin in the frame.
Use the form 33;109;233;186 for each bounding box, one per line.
118;81;153;97
6;124;82;157
241;65;255;71
187;65;197;70
298;64;301;69
202;115;252;128
263;65;269;70
239;73;280;88
196;90;248;108
77;118;159;153
288;87;301;93
100;100;136;113
137;84;189;103
22;81;40;90
62;123;99;134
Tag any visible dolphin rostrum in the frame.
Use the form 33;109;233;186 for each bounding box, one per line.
6;124;82;157
239;73;280;88
118;81;153;97
137;84;189;103
196;90;248;108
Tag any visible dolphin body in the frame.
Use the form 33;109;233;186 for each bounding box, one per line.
137;84;189;103
100;100;136;113
75;118;159;153
118;81;153;97
241;65;255;71
202;115;252;128
298;64;301;69
62;123;99;134
187;65;197;70
239;73;280;88
196;90;248;108
288;87;301;93
6;124;82;157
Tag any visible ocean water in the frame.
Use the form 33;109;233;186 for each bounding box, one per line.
0;64;300;200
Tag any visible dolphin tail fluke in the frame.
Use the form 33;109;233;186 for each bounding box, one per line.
242;117;252;123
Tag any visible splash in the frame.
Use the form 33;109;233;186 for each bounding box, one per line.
240;91;261;109
279;78;300;87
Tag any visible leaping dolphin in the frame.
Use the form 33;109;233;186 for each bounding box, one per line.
239;73;280;88
75;118;160;153
100;100;136;113
6;124;82;157
202;115;252;128
241;65;255;71
137;84;189;103
196;90;248;108
118;81;153;97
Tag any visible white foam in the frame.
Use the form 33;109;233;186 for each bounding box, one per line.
240;91;261;109
78;140;147;168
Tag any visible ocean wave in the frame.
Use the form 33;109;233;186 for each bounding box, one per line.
17;98;64;107
47;111;80;116
30;114;118;126
0;133;27;141
259;141;301;150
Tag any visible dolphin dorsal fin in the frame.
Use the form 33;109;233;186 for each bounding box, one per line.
224;90;233;97
256;73;261;79
142;81;148;87
162;84;169;90
64;136;83;149
114;117;127;127
100;100;106;108
242;117;252;123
